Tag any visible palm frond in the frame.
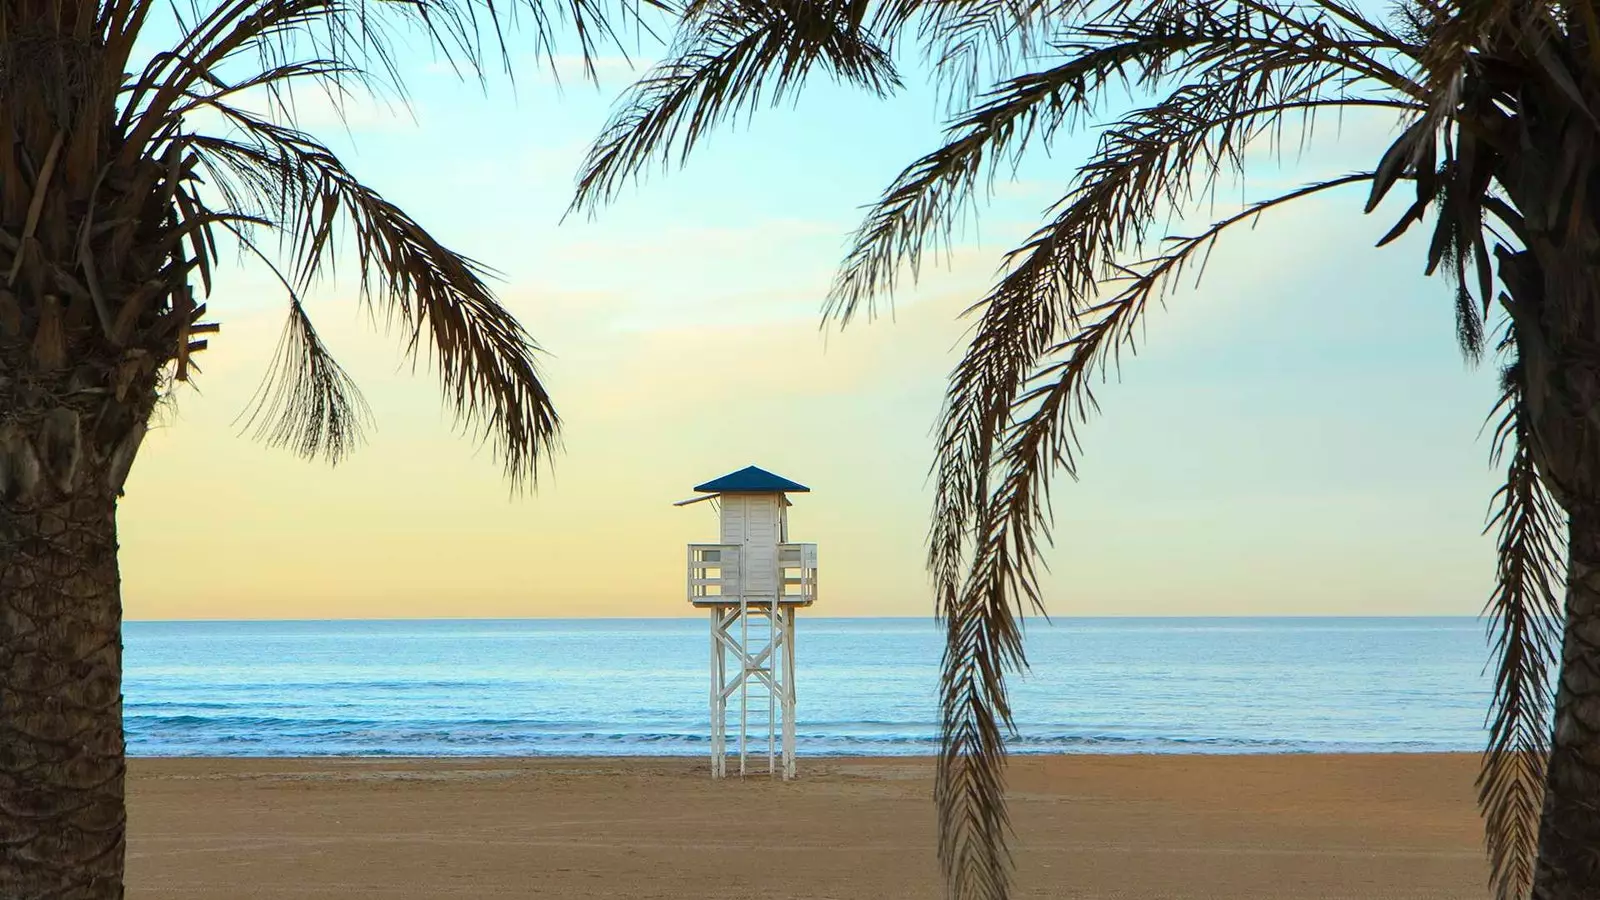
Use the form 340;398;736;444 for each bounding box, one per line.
878;0;1078;114
829;0;1422;323
1478;323;1565;900
118;0;656;147
903;20;1427;894
569;0;899;215
225;225;371;462
203;106;560;483
921;63;1404;586
828;31;1222;324
14;0;665;491
121;0;409;161
934;168;1377;900
243;294;372;463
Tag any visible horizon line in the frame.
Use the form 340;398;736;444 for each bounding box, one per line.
124;613;1491;624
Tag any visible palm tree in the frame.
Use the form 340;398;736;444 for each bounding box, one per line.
0;0;641;893
570;1;1598;898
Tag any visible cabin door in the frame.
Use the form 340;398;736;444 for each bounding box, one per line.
721;494;781;598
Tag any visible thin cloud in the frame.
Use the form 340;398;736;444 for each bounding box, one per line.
528;53;656;88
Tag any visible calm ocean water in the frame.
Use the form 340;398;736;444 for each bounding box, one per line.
124;617;1495;757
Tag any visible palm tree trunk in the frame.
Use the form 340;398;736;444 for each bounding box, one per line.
1533;509;1600;898
0;429;132;898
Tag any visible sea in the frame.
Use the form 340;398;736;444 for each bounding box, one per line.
124;616;1497;758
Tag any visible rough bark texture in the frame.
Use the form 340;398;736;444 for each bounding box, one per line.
0;369;149;898
1533;511;1600;898
0;485;125;899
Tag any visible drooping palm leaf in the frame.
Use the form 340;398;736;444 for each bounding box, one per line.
570;0;901;215
1478;328;1566;900
105;0;590;485
936;166;1384;900
229;227;371;463
908;11;1429;892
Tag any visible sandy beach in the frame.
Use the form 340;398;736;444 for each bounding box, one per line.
126;753;1486;899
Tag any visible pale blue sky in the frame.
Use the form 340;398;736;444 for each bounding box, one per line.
119;13;1506;619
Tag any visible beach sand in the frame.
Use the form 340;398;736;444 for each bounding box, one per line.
127;753;1486;899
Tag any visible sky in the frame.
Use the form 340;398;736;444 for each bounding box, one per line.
118;12;1507;620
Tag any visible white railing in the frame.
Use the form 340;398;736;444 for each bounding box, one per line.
689;542;817;604
778;543;818;605
687;544;740;602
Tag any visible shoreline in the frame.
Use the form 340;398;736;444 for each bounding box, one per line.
124;749;1485;760
128;752;1487;899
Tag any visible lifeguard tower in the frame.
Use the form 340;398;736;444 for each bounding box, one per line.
676;466;817;780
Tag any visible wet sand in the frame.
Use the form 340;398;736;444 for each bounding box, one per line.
126;753;1487;899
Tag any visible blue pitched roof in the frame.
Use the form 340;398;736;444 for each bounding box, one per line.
693;465;809;494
